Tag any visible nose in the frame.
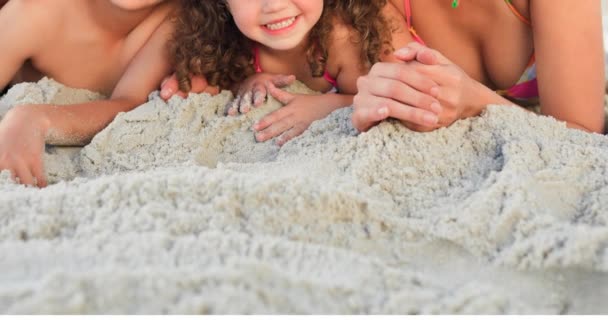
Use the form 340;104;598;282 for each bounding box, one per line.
261;0;289;14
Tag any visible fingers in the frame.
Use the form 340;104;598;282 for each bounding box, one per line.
228;85;265;116
393;42;449;66
357;75;442;115
252;82;267;107
2;160;47;188
369;62;438;96
393;46;419;62
353;93;439;129
227;95;242;116
255;116;294;142
30;158;47;188
277;125;305;146
270;74;296;87
266;81;296;105
189;75;210;94
239;91;253;114
352;109;381;133
160;74;182;100
253;107;289;132
352;95;386;132
160;74;215;100
13;160;35;186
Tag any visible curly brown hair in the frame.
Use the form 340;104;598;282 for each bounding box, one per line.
169;0;393;92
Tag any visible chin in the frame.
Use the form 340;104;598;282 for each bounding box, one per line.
258;37;307;52
109;0;164;10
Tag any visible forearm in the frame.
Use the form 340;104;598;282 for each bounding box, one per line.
325;93;355;111
9;97;143;146
471;82;602;133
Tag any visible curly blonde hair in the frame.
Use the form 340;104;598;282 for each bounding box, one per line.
169;0;393;92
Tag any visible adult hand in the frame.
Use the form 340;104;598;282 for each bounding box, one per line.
352;49;442;132
253;81;346;146
227;74;295;116
352;42;486;132
159;73;219;101
0;105;48;187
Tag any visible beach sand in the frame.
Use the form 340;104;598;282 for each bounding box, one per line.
0;78;608;314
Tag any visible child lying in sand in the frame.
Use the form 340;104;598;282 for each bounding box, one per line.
168;0;402;146
0;0;177;187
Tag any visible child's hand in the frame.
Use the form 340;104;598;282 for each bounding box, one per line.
159;73;220;101
227;74;295;116
252;81;349;146
0;105;48;187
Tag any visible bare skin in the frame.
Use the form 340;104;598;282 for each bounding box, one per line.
162;0;374;146
0;0;177;187
230;20;365;146
352;0;605;133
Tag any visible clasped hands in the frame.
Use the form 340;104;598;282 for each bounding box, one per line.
352;42;483;133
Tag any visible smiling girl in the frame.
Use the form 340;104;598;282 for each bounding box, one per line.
169;0;397;145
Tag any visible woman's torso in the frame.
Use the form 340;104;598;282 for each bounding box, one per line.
391;0;535;99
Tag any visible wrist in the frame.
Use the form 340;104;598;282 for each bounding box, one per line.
464;81;510;118
7;104;52;136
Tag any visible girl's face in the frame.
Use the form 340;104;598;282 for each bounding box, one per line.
226;0;324;51
109;0;166;10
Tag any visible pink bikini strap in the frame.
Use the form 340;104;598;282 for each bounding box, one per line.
323;71;338;88
253;46;263;73
403;0;426;45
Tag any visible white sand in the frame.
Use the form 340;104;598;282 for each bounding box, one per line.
0;78;608;314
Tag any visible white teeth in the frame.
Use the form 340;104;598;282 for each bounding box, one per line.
265;17;296;31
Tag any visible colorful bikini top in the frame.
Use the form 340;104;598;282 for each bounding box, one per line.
404;0;539;105
252;46;339;90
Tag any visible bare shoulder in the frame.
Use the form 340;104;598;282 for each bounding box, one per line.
0;0;62;54
1;0;63;25
325;18;367;93
0;0;63;38
127;0;177;45
326;17;369;72
326;18;361;60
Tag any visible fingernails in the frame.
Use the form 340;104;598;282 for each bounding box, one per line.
377;107;389;117
423;113;439;125
394;48;410;57
430;86;440;98
430;102;442;114
254;92;265;105
252;122;260;131
161;88;173;98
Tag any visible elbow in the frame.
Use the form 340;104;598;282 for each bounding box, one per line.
568;118;605;134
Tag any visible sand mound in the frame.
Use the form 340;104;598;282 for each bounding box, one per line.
0;78;607;314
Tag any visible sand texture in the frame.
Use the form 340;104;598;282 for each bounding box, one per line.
0;78;608;314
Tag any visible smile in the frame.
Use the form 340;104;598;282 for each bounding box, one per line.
264;16;297;31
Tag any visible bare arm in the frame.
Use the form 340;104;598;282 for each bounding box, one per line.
25;19;175;145
0;18;174;186
457;0;606;132
0;0;51;89
531;0;605;133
